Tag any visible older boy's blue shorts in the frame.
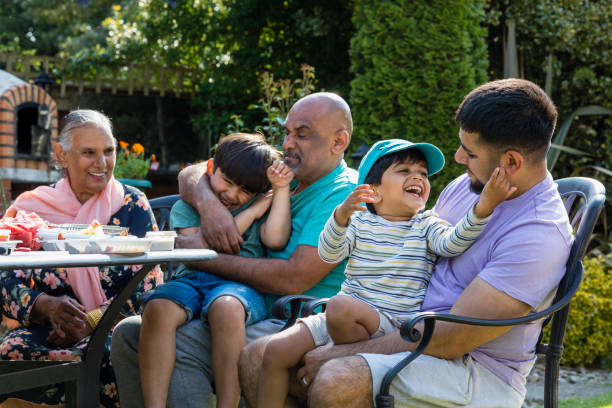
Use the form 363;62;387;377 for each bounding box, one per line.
144;271;267;325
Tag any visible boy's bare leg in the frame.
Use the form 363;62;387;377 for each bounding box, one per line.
258;323;316;408
325;295;380;344
139;299;188;408
208;296;248;408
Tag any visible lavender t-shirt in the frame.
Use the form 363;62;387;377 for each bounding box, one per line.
423;173;573;396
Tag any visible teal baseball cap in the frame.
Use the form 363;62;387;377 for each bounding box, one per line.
357;139;445;185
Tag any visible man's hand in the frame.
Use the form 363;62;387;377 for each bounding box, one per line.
474;167;517;218
334;184;378;226
178;162;243;254
198;200;243;254
296;343;336;385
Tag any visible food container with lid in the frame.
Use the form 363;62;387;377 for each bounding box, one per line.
145;231;177;251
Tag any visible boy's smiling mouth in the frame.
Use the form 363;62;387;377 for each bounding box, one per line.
404;184;423;198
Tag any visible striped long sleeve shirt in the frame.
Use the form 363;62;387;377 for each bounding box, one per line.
318;208;490;321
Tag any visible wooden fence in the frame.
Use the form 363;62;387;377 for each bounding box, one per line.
0;52;200;98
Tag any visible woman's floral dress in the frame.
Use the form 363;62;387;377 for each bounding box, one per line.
0;184;163;407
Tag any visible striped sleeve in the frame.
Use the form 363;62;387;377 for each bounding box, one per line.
426;205;490;257
317;208;356;264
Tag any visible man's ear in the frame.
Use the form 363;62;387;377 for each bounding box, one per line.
52;142;67;168
501;150;523;176
331;130;350;155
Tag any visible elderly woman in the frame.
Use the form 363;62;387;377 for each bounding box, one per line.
0;110;163;407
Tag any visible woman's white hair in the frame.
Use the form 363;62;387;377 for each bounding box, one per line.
58;109;116;151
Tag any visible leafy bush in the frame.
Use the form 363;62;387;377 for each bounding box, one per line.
349;0;488;200
545;255;612;366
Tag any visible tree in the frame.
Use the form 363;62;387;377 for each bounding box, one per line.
349;0;488;199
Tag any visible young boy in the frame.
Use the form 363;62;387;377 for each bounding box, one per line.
256;138;517;407
139;133;293;408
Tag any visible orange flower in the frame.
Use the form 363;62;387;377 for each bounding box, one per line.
132;143;145;155
151;154;156;161
119;141;129;150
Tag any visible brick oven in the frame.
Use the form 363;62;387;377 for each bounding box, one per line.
0;69;60;207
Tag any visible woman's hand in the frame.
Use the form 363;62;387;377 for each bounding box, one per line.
34;294;90;347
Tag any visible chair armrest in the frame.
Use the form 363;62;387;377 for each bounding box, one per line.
302;297;330;316
271;295;317;331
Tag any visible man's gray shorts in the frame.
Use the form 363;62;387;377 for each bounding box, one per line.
361;352;524;407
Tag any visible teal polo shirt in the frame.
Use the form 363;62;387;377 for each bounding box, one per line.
170;198;264;279
264;161;358;310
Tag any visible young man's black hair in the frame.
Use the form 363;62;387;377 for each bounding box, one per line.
455;78;557;162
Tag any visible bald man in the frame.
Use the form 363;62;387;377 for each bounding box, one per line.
110;92;358;408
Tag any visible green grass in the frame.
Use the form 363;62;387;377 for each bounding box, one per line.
533;392;612;408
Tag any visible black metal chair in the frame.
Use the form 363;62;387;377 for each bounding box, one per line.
272;176;606;408
150;194;181;232
150;194;181;280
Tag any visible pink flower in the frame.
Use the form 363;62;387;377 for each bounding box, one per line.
43;272;61;289
9;336;24;346
136;196;149;210
128;264;143;272
10;301;19;317
14;269;26;278
48;349;77;361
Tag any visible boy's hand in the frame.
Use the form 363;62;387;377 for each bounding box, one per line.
474;167;517;218
334;184;379;226
267;160;293;190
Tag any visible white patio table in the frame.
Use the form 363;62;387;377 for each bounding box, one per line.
0;248;217;408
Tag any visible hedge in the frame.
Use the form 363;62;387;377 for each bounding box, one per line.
545;255;612;366
349;0;488;200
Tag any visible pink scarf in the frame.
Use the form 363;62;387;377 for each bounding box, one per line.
7;176;125;311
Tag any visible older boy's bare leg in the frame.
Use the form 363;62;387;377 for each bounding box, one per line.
208;296;247;408
139;299;188;408
309;356;373;408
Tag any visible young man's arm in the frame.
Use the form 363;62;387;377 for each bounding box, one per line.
177;162;243;254
296;276;531;382
179;241;337;295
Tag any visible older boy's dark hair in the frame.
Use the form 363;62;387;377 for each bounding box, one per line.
455;78;557;162
364;148;427;214
213;133;280;194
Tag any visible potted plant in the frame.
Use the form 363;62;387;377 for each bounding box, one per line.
114;141;154;189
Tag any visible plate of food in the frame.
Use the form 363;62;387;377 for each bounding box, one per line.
41;237;153;254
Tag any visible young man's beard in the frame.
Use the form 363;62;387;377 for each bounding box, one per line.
470;180;485;194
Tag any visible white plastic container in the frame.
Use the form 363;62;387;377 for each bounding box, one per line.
145;231;177;251
0;229;11;241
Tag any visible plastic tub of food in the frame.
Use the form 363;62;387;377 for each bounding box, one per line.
42;237;152;254
0;229;11;241
145;231;177;251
